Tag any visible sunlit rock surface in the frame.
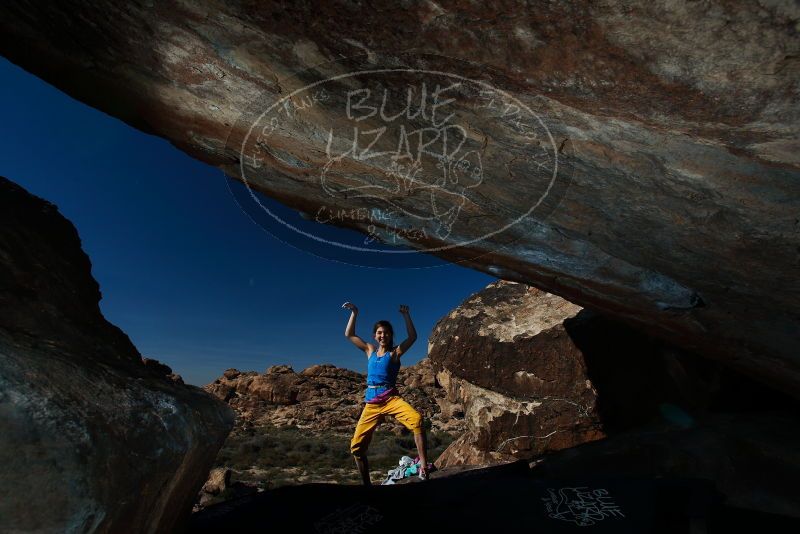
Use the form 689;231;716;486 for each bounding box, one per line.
205;359;455;435
430;281;604;466
0;1;798;398
0;177;235;533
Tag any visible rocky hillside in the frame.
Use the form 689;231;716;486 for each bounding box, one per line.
199;358;459;497
204;358;463;435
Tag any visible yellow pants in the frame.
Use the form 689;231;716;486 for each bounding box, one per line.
350;396;423;458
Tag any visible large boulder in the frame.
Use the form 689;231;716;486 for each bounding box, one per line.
430;281;605;466
1;2;798;397
0;177;235;533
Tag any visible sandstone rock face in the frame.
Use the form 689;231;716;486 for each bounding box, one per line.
0;177;235;533
399;358;461;434
430;281;605;466
205;358;455;435
207;365;361;432
435;433;512;467
1;2;798;397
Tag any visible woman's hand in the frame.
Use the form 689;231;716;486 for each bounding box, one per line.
399;304;410;315
342;302;358;314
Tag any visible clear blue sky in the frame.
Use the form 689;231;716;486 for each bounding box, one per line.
0;58;494;386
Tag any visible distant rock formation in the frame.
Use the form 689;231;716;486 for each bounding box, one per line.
205;358;461;436
0;177;235;533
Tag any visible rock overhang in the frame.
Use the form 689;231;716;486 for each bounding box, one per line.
0;1;797;396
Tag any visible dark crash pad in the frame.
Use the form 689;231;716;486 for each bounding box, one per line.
188;460;798;533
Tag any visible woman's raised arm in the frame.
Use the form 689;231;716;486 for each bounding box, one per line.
342;302;371;355
395;304;417;357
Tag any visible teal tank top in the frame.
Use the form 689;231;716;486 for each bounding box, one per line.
365;350;400;401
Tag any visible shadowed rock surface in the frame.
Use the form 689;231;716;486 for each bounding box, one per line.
188;459;800;533
0;177;235;533
1;1;798;397
530;412;800;520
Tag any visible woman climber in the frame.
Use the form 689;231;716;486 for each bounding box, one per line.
342;302;430;485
